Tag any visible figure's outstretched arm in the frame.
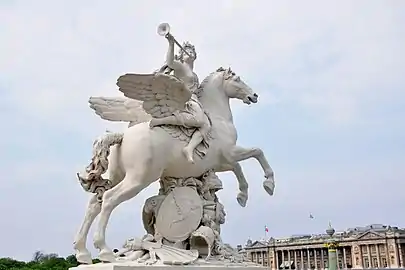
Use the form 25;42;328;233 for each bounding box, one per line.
166;35;185;72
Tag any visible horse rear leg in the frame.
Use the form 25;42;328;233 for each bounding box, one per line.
93;169;159;262
73;194;101;264
73;148;125;265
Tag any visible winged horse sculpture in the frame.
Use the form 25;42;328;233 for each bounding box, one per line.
73;68;275;263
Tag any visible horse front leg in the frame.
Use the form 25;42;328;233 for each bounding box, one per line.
73;194;101;264
216;162;249;207
226;145;275;196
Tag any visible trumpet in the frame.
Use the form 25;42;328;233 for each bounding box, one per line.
157;23;192;58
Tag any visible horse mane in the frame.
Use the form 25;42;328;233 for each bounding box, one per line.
195;67;229;98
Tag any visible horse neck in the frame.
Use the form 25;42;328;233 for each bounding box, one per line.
199;77;234;123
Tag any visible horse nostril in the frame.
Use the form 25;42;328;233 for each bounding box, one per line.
253;93;258;97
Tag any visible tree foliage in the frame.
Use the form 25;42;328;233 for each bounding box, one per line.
0;251;100;270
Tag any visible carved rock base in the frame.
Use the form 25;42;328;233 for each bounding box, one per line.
69;261;265;270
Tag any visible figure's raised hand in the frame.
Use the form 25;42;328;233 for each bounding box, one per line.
166;33;175;44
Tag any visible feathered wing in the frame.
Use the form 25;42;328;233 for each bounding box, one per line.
116;73;192;118
88;96;152;126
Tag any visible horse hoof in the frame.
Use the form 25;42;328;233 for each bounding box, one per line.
263;179;274;196
98;249;116;262
237;192;248;207
76;251;93;265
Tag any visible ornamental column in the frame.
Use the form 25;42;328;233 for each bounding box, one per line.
325;223;339;270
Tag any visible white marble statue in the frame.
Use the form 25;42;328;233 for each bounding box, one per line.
87;42;255;208
73;23;275;266
150;36;209;165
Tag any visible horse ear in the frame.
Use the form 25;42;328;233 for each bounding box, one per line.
216;67;225;72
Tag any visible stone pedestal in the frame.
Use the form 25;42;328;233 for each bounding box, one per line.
70;262;265;270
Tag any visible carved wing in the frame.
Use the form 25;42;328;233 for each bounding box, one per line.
89;96;152;126
116;73;192;118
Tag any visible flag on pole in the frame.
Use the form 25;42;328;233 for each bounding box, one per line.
265;225;269;233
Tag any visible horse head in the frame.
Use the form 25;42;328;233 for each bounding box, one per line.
217;67;258;104
198;67;258;105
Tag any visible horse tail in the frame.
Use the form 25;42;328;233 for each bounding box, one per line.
77;132;124;201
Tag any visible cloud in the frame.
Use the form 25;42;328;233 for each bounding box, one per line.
2;0;405;127
1;0;405;261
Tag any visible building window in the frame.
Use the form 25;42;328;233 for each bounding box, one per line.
355;257;359;265
380;245;386;254
372;257;378;268
391;256;395;265
364;258;370;268
382;257;388;267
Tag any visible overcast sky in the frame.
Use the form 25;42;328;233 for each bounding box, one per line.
1;0;405;261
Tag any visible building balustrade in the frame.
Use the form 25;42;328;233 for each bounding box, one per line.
242;224;405;269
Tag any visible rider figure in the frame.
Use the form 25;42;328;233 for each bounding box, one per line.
150;35;210;164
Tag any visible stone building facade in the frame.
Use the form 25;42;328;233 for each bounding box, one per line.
244;224;405;269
